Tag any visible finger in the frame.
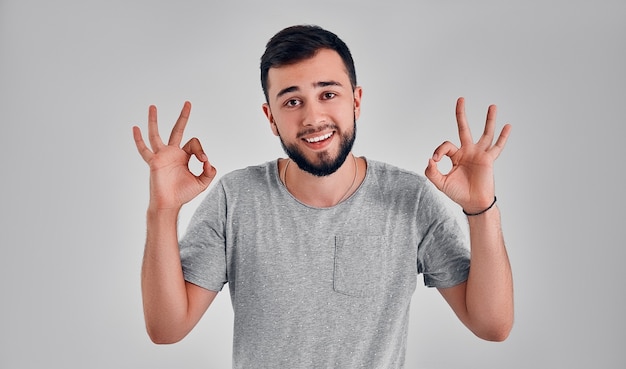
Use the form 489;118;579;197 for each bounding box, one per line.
197;161;218;187
424;158;446;191
182;137;208;162
477;104;497;148
169;101;192;147
455;97;473;146
147;105;165;150
488;123;512;158
132;126;154;162
431;141;459;162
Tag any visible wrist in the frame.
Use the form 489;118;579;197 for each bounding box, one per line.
463;196;497;216
147;204;181;219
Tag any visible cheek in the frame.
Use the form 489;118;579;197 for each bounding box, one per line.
338;108;356;125
331;102;356;120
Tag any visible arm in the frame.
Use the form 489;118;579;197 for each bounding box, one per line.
133;102;218;344
425;97;514;341
438;206;513;341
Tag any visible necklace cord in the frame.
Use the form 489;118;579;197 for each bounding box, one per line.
281;155;358;204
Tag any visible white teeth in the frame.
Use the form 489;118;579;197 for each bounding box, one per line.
305;132;333;143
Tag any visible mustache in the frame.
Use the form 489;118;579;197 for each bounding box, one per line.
296;123;338;139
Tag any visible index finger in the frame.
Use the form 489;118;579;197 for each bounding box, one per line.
168;101;192;146
455;97;474;146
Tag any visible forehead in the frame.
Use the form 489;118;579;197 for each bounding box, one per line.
266;49;350;96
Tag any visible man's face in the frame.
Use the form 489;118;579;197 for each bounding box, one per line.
262;48;362;176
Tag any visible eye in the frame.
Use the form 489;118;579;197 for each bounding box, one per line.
285;99;301;107
322;92;336;100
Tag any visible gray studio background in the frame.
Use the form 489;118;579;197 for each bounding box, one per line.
1;0;624;368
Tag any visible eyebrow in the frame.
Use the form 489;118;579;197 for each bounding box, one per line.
275;80;344;99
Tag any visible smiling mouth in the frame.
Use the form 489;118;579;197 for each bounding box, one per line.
304;132;334;143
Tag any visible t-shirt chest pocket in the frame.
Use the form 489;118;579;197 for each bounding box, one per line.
333;235;387;297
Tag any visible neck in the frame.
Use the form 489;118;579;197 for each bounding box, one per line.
280;154;363;207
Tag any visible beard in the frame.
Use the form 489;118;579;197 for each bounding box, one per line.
279;120;356;177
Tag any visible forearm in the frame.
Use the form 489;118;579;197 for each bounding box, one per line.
464;206;514;340
141;207;193;343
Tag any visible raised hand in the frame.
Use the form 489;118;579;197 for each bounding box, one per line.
425;97;511;214
133;101;216;210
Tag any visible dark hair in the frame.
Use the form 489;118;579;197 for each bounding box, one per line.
260;25;357;102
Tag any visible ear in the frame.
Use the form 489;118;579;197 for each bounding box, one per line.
262;103;279;136
353;86;363;120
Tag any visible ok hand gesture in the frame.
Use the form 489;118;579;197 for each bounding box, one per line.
425;97;511;214
132;102;216;211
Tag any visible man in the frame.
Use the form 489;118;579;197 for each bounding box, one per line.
132;25;513;368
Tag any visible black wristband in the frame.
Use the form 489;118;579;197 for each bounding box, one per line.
463;196;497;216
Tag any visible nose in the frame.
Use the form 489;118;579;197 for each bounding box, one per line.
302;100;327;127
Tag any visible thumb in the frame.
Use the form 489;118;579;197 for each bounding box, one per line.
425;158;445;191
197;161;217;188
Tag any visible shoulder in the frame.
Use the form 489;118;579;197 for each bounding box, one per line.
362;158;447;210
219;161;277;185
209;161;280;201
365;158;461;223
365;159;430;189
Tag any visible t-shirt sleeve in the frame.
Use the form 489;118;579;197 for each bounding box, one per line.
178;182;228;292
416;183;470;289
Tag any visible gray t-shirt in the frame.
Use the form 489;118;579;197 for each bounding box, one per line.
180;159;470;368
